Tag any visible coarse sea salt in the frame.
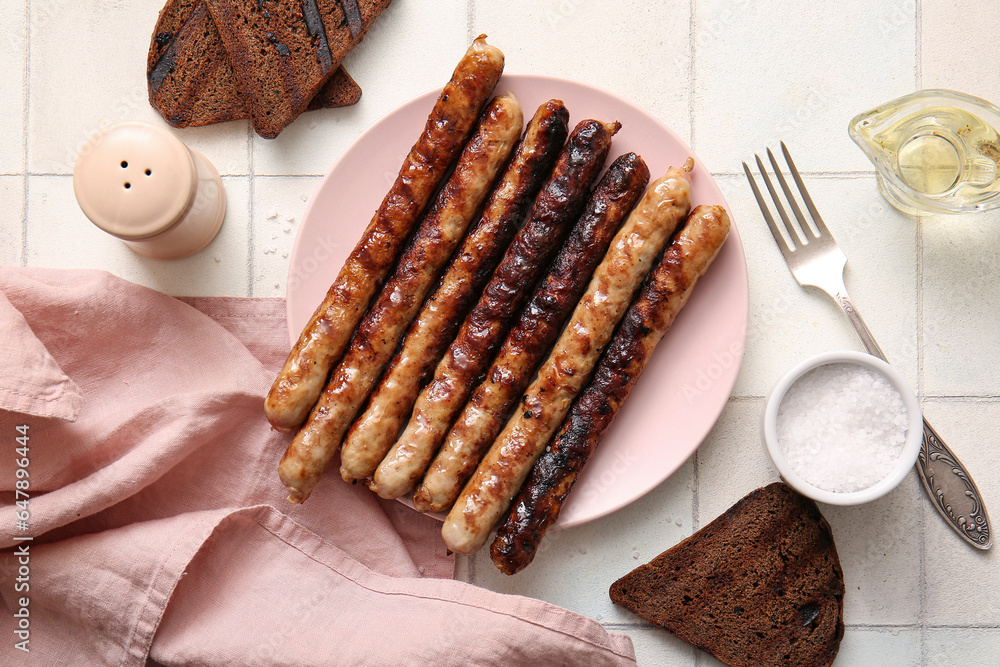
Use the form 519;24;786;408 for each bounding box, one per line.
776;362;908;494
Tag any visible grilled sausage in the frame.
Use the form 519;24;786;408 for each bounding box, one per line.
264;35;504;433
441;158;695;555
412;152;650;513
491;204;732;574
370;119;621;500
338;100;570;483
278;94;523;503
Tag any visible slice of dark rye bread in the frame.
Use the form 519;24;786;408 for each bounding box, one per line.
610;483;845;667
204;0;391;138
148;0;361;129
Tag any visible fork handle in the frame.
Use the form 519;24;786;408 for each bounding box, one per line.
829;287;992;549
831;289;887;361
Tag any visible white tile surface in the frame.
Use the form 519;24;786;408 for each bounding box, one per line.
616;626;696;667
25;175;250;296
921;400;1000;626
921;0;1000;104
822;475;923;626
925;628;1000;665
249;176;322;297
0;176;24;266
472;0;693;145
921;209;1000;396
28;0;249;176
837;627;922;667
7;1;1000;665
0;0;25;175
693;0;916;174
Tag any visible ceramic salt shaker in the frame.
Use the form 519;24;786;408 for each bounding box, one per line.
73;121;226;259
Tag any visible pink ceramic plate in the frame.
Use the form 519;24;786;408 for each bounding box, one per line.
288;74;749;529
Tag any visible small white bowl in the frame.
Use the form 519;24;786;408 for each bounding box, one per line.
761;350;923;506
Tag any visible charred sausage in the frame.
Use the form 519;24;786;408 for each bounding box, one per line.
491;204;732;574
338;100;570;483
265;35;504;433
412;152;650;513
278;94;523;503
370;119;621;500
441;159;695;555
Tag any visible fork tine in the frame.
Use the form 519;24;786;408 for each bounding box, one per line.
781;141;834;238
766;147;817;242
755;154;805;248
743;161;793;259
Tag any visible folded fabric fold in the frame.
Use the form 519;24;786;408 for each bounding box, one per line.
0;267;636;666
0;269;81;421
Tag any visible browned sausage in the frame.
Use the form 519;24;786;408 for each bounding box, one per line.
338;100;570;483
370;119;621;500
441;159;695;555
278;94;523;503
491;204;732;574
412;152;650;513
264;35;504;433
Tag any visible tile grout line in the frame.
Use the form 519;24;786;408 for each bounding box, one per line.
687;0;696;154
466;0;475;44
21;0;29;267
689;7;699;665
247;123;255;297
914;2;926;665
601;622;1000;631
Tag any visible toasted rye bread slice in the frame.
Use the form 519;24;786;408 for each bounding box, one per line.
148;0;361;129
204;0;390;138
610;483;845;667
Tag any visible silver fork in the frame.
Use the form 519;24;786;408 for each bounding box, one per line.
745;142;991;550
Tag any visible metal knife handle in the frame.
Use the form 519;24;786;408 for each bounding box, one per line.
917;419;992;549
828;286;992;550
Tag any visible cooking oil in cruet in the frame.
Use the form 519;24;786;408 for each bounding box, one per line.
849;90;1000;214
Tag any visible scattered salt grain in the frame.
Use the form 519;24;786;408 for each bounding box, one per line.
265;208;279;219
776;362;908;493
271;233;278;240
283;226;291;233
285;215;296;223
214;255;221;263
281;252;288;258
300;193;308;201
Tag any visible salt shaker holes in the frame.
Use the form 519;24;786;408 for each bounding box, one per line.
73;120;226;259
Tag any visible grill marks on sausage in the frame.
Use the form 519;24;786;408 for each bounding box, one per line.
277;92;522;503
491;205;732;575
412;151;650;513
264;36;503;436
441;159;694;556
337;100;570;483
369;119;620;501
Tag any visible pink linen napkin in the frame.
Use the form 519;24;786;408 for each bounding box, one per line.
0;267;636;666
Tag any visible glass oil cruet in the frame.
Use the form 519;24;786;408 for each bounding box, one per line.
849;89;1000;215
